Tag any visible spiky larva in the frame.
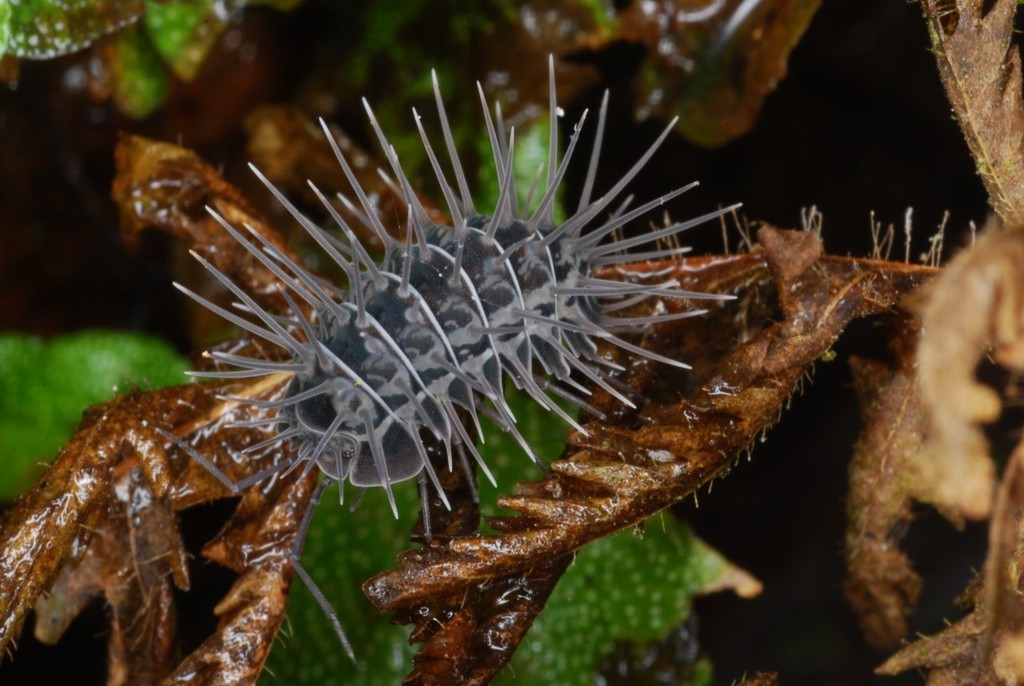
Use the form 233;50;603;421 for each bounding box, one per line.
178;57;737;510
173;57;736;656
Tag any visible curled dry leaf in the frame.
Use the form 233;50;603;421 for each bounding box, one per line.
873;220;1024;679
915;223;1024;522
888;0;1024;656
111;133;308;321
878;441;1024;684
844;351;928;650
919;0;1024;224
843;295;1005;650
983;441;1024;681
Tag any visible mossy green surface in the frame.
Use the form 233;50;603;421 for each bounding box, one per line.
265;393;725;684
261;483;421;684
0;1;10;58
0;330;188;501
497;517;721;686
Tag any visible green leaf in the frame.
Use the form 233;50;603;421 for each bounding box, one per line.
261;483;421;684
0;330;188;501
112;21;170;119
0;1;11;60
143;0;219;81
2;0;143;60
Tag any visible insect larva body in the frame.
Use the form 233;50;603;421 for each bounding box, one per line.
183;59;735;504
174;57;735;655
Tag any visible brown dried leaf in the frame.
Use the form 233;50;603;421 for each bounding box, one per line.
915;224;1024;522
0;363;301;686
983;441;1024;681
163;470;317;686
877;606;991;683
112;133;311;319
365;228;936;683
863;222;1024;674
920;0;1024;224
0;383;213;655
877;440;1024;685
844;352;928;649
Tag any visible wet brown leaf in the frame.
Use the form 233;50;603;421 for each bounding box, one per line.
620;0;822;147
0;372;306;685
402;556;572;686
34;459;186;686
112;133;310;320
920;0;1024;224
163;470;317;686
0;383;210;655
366;227;936;683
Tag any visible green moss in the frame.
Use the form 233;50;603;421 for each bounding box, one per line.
0;1;10;59
498;516;724;686
261;482;421;684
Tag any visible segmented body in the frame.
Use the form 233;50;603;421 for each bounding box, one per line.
179;59;735;517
